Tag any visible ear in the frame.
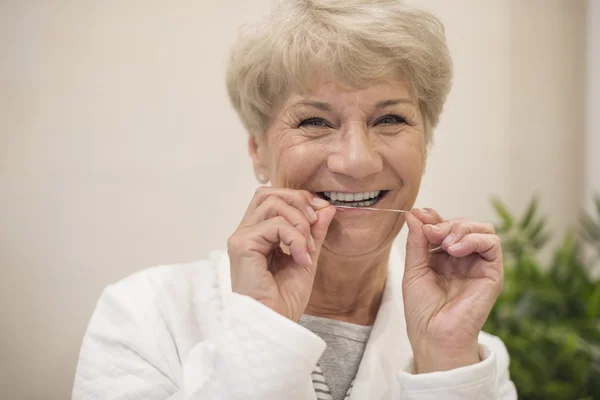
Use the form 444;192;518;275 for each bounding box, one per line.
248;135;269;182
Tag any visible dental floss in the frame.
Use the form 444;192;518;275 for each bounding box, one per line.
334;205;411;213
334;205;444;253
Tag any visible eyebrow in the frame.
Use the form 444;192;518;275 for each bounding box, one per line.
375;98;415;108
293;101;332;111
292;98;414;112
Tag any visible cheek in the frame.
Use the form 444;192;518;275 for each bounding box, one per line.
401;149;425;180
269;135;327;188
386;136;426;181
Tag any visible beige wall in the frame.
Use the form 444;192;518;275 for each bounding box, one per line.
0;1;587;399
507;0;586;236
588;0;600;205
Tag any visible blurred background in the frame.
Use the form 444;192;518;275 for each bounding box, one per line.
1;0;598;399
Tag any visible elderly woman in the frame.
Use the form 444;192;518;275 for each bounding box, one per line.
73;1;517;399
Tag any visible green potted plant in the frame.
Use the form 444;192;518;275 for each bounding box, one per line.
483;196;600;399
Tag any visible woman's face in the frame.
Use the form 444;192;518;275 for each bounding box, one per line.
251;80;426;257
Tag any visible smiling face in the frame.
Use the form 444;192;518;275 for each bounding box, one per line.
249;79;427;258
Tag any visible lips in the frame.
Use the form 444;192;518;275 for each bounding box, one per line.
317;190;387;207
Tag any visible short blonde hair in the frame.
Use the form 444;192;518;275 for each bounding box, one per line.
226;0;452;144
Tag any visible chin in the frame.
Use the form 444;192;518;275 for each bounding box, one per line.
322;223;395;258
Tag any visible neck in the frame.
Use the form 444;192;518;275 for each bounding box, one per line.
305;246;390;326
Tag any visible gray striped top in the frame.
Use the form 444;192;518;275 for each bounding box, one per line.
299;314;372;400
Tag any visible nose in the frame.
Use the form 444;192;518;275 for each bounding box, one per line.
327;124;383;180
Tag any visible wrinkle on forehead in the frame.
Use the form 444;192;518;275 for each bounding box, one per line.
283;80;418;115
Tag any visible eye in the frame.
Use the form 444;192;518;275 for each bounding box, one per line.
375;114;407;125
298;117;330;128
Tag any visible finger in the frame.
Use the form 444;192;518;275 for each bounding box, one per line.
296;189;331;211
246;187;320;224
412;207;444;225
440;220;495;250
276;205;337;276
446;233;502;262
423;220;495;249
250;216;312;266
404;211;430;276
307;194;332;211
422;222;450;245
310;205;336;252
307;205;337;275
244;196;315;250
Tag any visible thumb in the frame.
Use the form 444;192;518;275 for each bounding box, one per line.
302;205;335;275
405;211;430;276
311;205;336;251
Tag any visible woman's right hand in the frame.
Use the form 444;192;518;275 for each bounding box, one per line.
228;187;336;322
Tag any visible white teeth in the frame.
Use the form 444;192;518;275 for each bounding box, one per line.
322;190;382;204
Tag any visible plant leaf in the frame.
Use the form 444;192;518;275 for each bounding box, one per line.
491;197;514;230
581;214;600;243
586;284;600;318
531;233;551;250
528;219;547;242
520;196;539;230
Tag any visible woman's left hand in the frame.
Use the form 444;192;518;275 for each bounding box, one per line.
402;208;504;374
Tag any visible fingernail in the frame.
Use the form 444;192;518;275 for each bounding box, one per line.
448;242;463;252
306;252;313;265
306;206;318;222
309;235;317;251
426;224;440;232
442;233;456;247
412;208;424;214
310;197;331;209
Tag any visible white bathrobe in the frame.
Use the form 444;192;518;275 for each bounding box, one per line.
73;245;517;399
